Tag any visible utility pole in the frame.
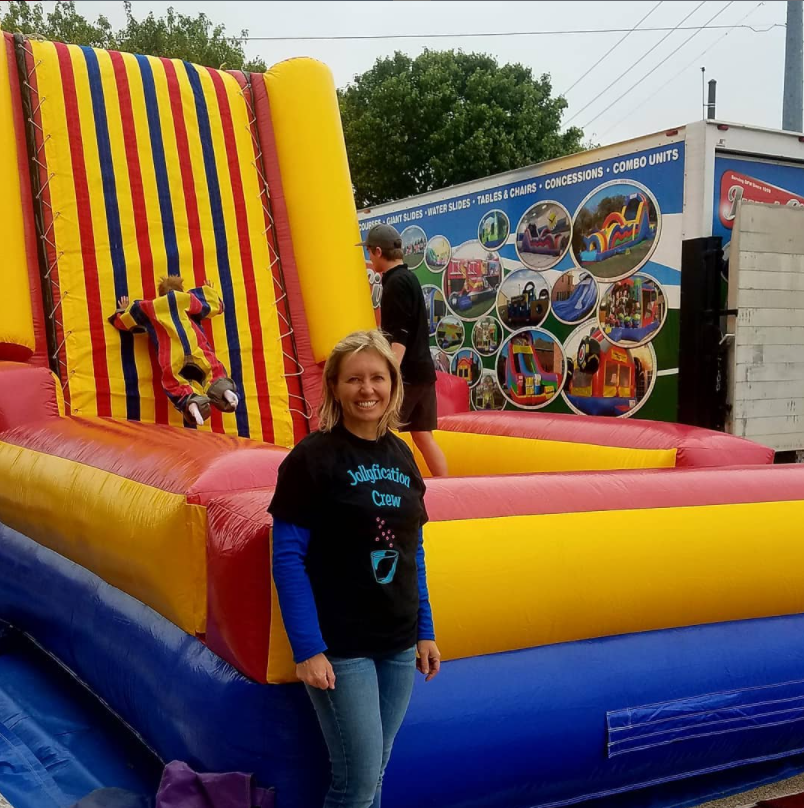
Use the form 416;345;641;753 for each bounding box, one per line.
783;0;803;132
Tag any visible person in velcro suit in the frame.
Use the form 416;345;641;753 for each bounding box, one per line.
109;276;239;425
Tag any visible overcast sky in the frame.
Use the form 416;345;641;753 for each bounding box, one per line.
5;1;792;145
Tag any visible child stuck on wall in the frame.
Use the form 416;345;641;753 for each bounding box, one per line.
108;276;239;425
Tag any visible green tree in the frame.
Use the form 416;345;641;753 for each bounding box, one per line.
339;49;586;208
0;1;265;72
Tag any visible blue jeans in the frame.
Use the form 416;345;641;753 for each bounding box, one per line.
305;646;416;808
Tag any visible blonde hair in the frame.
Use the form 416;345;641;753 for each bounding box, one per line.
158;276;184;296
319;330;404;437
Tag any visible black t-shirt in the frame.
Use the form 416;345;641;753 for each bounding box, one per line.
268;424;429;657
381;264;437;385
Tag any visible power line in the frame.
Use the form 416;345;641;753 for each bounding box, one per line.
564;1;706;127
560;1;664;97
581;0;735;132
597;1;765;139
239;22;782;43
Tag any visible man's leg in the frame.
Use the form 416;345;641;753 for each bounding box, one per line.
411;431;448;477
403;382;448;477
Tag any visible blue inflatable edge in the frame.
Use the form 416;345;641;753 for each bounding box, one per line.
0;625;161;808
5;520;804;808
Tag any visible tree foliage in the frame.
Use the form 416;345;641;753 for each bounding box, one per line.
339;50;586;208
0;1;266;72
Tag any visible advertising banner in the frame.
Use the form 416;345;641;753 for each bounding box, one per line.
360;141;685;419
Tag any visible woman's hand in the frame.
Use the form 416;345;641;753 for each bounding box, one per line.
296;653;336;690
417;640;441;682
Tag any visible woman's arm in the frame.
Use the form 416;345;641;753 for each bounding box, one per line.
271;518;327;663
416;527;435;642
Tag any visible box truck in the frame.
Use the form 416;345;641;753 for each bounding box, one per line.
358;119;804;455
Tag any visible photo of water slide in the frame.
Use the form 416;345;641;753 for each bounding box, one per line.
551;269;599;325
572;181;660;281
496;328;565;410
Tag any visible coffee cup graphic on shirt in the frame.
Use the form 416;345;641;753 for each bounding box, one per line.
371;550;399;585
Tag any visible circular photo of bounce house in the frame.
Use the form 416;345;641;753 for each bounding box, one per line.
401;224;427;270
515;201;571;270
497;268;551;331
471;369;506;411
597;273;666;348
443;241;503;320
422;285;447;336
472;316;502;357
551;269;599;325
435;316;465;354
425;235;452;273
450;348;483;388
478;209;510;252
562;323;657;418
430;346;451;373
496;328;565;410
571;180;660;281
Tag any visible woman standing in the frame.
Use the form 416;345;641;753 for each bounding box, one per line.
269;330;441;808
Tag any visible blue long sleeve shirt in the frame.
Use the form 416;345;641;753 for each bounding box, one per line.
272;518;435;663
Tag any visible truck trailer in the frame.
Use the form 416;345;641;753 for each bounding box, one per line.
359;119;804;455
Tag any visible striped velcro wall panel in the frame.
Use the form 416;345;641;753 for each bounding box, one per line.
22;40;306;446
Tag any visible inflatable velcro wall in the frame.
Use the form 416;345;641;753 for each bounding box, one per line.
2;28;804;808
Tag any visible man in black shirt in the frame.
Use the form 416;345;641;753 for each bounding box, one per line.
358;224;448;476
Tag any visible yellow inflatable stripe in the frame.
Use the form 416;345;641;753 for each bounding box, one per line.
123;52;183;429
267;536;296;684
426;500;804;662
0;32;35;355
69;46;126;420
219;72;294;448
0;440;207;635
198;67;293;447
264;60;375;362
398;429;677;476
33;42;86;409
101;51;155;425
166;57;227;433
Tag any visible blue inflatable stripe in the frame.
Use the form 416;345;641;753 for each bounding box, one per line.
0;626;160;808
82;47;140;422
134;55;180;279
6;519;804;808
182;63;250;438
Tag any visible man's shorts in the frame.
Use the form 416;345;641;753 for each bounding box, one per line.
399;382;438;432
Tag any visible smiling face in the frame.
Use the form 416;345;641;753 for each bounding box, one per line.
333;348;392;437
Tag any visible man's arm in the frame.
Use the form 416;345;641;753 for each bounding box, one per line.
188;282;224;322
380;277;413;355
108;297;145;333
